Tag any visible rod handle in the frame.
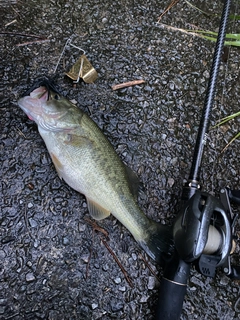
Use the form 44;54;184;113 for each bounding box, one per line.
155;277;187;320
155;254;190;320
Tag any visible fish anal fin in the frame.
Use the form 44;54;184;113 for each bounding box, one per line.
50;152;64;179
87;198;110;220
124;165;144;201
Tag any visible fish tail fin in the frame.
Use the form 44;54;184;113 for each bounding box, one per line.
138;222;174;264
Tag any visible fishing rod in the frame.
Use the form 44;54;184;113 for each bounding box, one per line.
155;0;239;318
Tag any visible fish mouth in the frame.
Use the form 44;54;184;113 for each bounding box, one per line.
21;77;61;98
30;86;49;102
18;86;49;121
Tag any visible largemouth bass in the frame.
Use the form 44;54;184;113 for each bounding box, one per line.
18;85;173;263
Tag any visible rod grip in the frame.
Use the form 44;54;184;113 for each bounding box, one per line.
156;278;187;320
155;253;190;320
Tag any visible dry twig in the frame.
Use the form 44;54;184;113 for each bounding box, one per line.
158;0;180;22
138;253;161;282
16;39;50;47
16;127;26;138
101;237;134;288
5;19;17;27
157;23;200;37
84;217;109;238
112;79;145;91
0;31;49;46
0;31;47;38
85;218;133;287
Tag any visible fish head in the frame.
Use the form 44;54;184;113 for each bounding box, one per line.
18;86;80;131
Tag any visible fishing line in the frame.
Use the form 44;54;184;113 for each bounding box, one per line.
211;0;238;195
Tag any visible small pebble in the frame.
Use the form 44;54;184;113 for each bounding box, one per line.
167;177;175;187
131;253;137;261
62;237;70;245
26;261;32;267
0;299;7;305
81;254;89;263
102;264;109;271
118;286;126;292
189;286;197;292
29;218;38;228
26;273;36;282
1;236;15;244
34;239;40;248
114;277;121;284
19;285;26;293
234;296;240;312
92;303;98;310
203;70;210;78
0;250;6;259
147;276;155;290
78;223;86;232
0;306;6;314
140;295;148;303
220;275;229;286
110;301;124;312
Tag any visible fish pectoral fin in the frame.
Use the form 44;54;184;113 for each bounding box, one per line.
50;152;64;179
64;133;94;147
86;198;110;220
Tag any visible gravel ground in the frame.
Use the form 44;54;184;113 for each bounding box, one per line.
1;0;240;319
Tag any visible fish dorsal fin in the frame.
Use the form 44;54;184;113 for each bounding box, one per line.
87;198;110;220
50;152;64;179
124;165;144;201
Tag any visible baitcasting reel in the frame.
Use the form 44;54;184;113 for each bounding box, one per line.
173;187;239;279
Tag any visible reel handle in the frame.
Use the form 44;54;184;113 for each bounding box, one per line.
226;187;240;206
173;191;232;266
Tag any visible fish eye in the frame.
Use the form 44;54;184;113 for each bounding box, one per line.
54;94;59;100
